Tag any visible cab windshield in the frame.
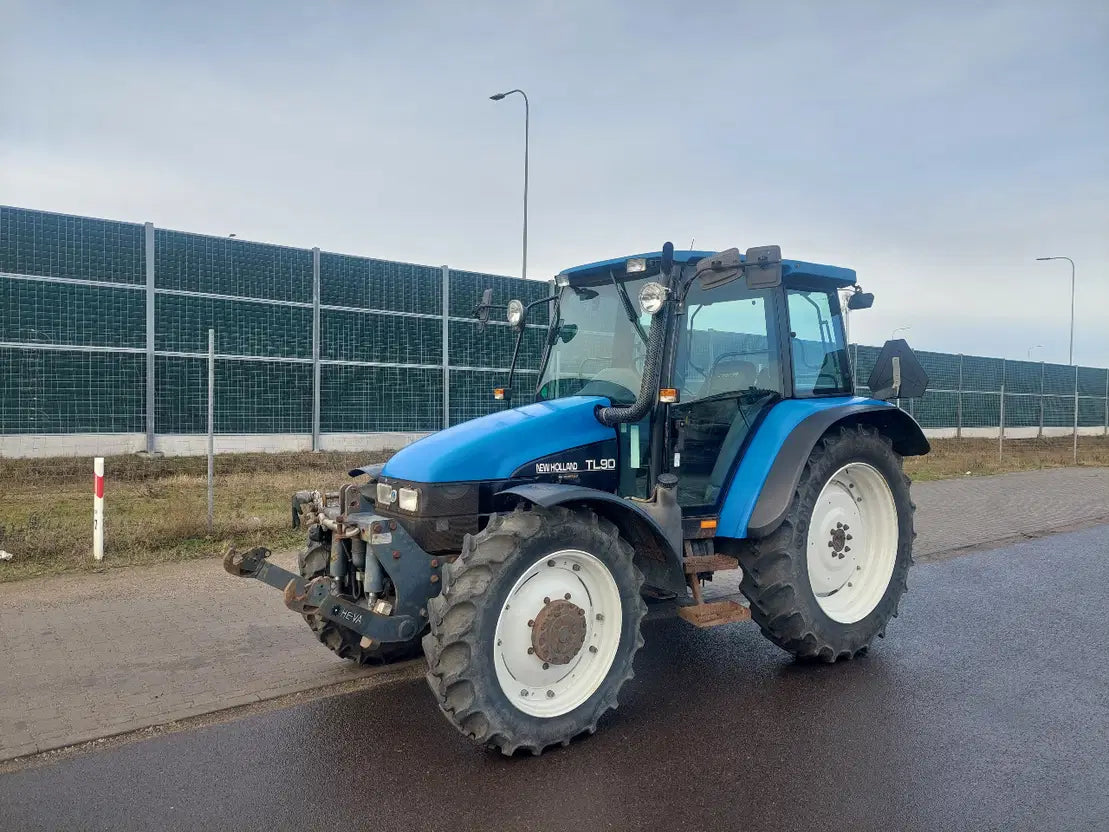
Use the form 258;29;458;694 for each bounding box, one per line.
536;276;653;404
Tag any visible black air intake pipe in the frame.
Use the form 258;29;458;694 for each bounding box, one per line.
595;309;667;426
595;241;674;427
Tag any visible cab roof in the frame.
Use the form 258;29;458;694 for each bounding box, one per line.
559;250;857;288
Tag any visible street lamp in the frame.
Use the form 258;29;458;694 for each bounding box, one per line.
891;325;911;340
1035;256;1075;365
1027;345;1043;361
490;89;529;281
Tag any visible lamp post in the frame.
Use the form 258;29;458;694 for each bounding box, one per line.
490;89;529;281
1035;256;1075;365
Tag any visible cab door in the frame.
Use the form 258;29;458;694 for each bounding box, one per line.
669;279;783;511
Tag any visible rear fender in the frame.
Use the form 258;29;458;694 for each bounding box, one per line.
718;398;928;540
495;483;687;596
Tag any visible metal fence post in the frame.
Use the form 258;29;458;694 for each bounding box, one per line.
1073;364;1079;464
144;221;156;453
998;382;1005;461
956;353;963;440
1038;361;1045;439
311;247;321;451
442;265;451;430
1104;368;1108;438
207;328;215;534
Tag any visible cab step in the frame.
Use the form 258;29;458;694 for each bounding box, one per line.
682;554;739;574
677;600;752;628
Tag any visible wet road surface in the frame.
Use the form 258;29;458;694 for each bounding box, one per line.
3;524;1108;832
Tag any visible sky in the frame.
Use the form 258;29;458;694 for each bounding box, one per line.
2;0;1107;366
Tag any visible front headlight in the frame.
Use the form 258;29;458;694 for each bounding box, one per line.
506;299;524;327
638;281;668;316
398;487;419;512
376;482;397;505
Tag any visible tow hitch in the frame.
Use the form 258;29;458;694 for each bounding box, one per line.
223;509;442;644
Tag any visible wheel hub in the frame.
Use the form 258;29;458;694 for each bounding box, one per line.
531;599;587;664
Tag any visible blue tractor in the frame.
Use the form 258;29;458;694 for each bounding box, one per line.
226;242;929;754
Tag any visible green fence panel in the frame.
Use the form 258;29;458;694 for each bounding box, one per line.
319;253;441;315
155;230;312;302
155;356;312;434
319;309;441;366
449;369;535;426
0;206;145;284
0;348;145;433
448;320;543;371
1;277;144;348
1042;363;1075;396
155;294;312;358
320;365;441;432
448;269;550;321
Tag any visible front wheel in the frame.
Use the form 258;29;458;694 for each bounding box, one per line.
738;424;915;662
423;506;646;755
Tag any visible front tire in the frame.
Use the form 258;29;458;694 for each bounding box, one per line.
423;506;646;755
737;424;915;662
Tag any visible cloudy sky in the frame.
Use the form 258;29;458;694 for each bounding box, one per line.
2;1;1106;365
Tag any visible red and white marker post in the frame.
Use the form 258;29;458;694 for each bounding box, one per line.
93;457;105;561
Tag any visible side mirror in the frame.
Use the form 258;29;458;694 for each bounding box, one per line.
743;245;782;289
867;339;929;400
661;241;675;278
697;248;743;290
475;288;493;332
847;290;874;310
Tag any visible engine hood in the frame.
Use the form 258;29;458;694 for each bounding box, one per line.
380;395;615;483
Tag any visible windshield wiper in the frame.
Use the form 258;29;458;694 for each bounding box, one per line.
610;270;649;344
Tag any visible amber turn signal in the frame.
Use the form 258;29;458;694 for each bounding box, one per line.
659;388;679;404
493;388;505;401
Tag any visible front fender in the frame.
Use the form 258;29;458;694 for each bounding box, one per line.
494;483;687;596
718;398;928;539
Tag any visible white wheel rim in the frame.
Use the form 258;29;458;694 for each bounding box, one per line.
493;549;622;718
805;462;898;624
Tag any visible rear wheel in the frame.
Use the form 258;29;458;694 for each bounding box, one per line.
424;506;646;755
737;424;915;661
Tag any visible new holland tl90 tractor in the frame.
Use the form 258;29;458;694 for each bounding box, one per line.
226;242;929;755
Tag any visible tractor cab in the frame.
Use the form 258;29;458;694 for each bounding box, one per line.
226;240;930;756
536;247;861;510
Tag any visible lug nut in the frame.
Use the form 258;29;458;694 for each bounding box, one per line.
528;619;535;627
521;689;529;697
564;593;571;600
589;645;598;654
544;597;551;605
596;613;604;622
572;564;580;571
547;559;555;567
546;690;555;698
542;662;550;670
527;647;534;655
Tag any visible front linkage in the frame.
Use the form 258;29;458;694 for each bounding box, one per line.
224;488;443;646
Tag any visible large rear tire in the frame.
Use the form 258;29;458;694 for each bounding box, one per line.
298;543;424;665
737;424;915;662
423;506;646;755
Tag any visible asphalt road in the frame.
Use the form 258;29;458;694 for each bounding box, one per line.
3;525;1108;832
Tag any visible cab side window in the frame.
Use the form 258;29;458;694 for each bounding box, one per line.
787;289;851;396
